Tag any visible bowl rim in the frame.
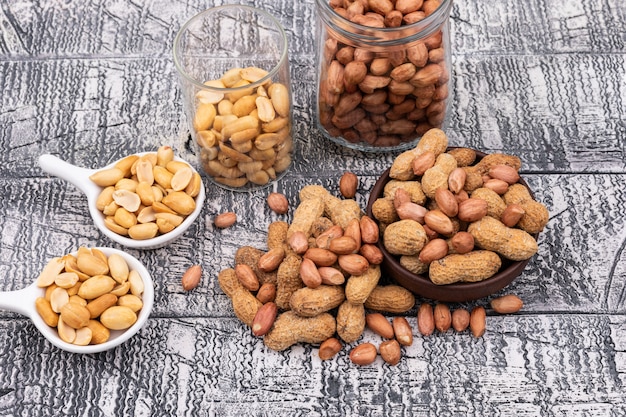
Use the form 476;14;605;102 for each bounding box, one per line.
365;147;538;302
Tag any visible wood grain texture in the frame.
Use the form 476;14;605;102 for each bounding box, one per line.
0;0;625;415
0;315;625;416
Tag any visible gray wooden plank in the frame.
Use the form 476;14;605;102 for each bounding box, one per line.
1;173;625;319
452;0;626;54
1;0;625;59
1;53;624;180
0;315;625;416
0;0;625;415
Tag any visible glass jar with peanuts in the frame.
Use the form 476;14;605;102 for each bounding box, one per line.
173;5;293;191
315;0;453;151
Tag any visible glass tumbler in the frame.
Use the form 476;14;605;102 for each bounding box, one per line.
173;5;293;191
315;0;453;152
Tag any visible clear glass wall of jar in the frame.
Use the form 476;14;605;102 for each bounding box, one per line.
315;0;453;152
173;5;293;192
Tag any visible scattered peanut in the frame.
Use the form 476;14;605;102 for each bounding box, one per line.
379;339;401;366
214;212;237;229
451;308;470;332
470;306;487;338
215;166;534;366
349;342;378;366
339;172;359;198
365;313;395;339
267;192;289;214
318;337;342;360
251;302;278;336
181;265;202;291
490;294;524;314
433;303;452;332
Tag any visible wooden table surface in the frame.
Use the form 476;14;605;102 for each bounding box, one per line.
1;0;625;415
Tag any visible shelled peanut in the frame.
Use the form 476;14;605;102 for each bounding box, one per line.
416;294;524;338
34;247;145;346
90;146;201;240
372;128;549;285
318;0;451;148
217;182;417;360
193;66;293;188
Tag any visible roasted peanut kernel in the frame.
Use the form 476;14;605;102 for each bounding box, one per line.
350;343;378;366
256;283;277;304
100;306;138;330
251;302;278;337
339;172;358;198
490;294;523;314
470;306;486;338
319;337;342;360
392;317;413;346
214;212;237;228
182;265;202;291
451;308;470;332
267;192;289;214
366;313;394;339
379;339;401;366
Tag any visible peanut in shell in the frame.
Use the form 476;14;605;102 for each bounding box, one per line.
383;219;427;256
429;251;502;285
336;301;366;343
264;311;336;351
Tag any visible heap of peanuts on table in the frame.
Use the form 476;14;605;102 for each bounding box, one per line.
204;128;549;366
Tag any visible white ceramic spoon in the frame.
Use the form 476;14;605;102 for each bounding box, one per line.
38;152;205;250
0;247;154;354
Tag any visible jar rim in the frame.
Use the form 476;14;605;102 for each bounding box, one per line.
315;0;453;50
173;5;289;91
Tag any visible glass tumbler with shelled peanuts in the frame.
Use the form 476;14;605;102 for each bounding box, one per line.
173;5;293;191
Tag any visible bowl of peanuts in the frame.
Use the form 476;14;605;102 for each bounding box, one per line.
0;247;154;354
366;128;549;302
39;146;205;250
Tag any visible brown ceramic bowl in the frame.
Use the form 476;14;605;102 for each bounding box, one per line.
365;149;539;302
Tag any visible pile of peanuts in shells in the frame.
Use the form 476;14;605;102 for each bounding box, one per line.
35;248;145;346
319;0;451;148
179;128;547;366
89;146;202;240
372;128;549;285
193;66;293;189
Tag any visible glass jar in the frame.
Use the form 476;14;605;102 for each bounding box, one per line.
173;5;293;191
315;0;453;152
